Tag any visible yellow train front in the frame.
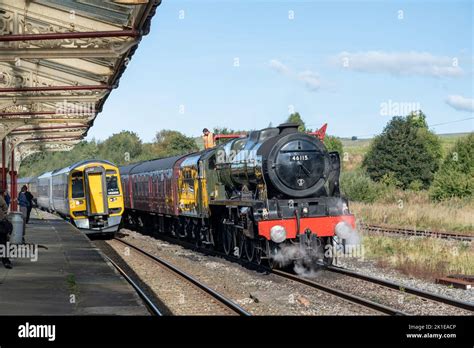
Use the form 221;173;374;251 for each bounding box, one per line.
36;159;124;237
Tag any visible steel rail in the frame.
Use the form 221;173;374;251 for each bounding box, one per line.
113;238;251;316
103;254;163;316
121;225;472;314
271;269;408;316
327;265;474;312
362;224;473;242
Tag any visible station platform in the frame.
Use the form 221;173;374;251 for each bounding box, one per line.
0;210;149;315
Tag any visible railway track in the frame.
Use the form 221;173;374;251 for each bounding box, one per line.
326;265;474;312
118;230;410;315
362;223;473;242
103;254;163;316
270;269;408;316
112;238;251;316
119;228;473;315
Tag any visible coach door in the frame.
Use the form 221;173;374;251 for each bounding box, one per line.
84;166;108;215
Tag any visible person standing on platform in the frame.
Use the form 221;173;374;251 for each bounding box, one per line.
0;189;12;269
25;187;34;224
18;186;30;239
3;189;10;209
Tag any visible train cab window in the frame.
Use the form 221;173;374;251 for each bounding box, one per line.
106;170;120;195
208;155;216;170
106;175;120;195
259;128;279;142
232;138;246;153
71;173;84;198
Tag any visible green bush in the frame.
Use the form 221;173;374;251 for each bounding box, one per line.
408;180;424;192
430;134;474;201
340;170;382;203
324;135;343;155
363;111;442;189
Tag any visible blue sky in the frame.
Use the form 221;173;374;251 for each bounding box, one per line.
87;0;473;142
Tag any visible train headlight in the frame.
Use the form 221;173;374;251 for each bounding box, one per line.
342;202;349;214
270;225;287;243
109;197;117;202
75;200;83;205
335;221;352;239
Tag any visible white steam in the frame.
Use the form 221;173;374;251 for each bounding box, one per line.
269;224;362;278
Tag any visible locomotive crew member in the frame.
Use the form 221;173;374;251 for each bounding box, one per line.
202;128;215;149
0;188;12;269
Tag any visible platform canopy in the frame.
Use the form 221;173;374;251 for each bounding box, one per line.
0;0;161;175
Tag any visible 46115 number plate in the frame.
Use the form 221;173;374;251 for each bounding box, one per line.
290;155;310;161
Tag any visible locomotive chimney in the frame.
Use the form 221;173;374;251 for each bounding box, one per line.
277;123;299;135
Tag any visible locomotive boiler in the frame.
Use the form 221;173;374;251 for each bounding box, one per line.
121;123;356;267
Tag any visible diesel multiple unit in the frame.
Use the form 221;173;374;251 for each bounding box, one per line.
22;159;124;236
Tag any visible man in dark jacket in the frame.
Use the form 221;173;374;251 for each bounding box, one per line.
25;187;34;224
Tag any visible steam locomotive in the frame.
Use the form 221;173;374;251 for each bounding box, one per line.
120;123;355;267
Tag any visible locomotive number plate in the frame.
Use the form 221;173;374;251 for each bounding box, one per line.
290;155;310;161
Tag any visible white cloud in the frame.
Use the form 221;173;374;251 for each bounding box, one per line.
333;51;464;77
446;95;474;112
269;59;321;92
269;59;290;75
297;70;321;91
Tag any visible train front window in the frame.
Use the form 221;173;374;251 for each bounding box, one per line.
106;175;120;195
71;174;84;198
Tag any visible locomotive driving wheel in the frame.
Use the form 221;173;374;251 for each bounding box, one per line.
253;239;263;265
266;240;280;269
322;237;334;266
234;230;244;259
222;222;233;255
243;236;255;262
191;220;200;247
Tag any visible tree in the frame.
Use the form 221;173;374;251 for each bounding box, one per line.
20;140;100;177
212;127;246;135
363;111;442;189
98;131;143;165
324;135;343;155
286;112;307;132
153;130;198;157
430;133;474;201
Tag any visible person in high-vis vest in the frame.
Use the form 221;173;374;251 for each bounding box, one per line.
202;128;215;149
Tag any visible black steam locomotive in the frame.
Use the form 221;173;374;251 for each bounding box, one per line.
120;123;355;267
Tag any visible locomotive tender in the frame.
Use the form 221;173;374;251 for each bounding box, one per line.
23;159;124;236
121;123;355;266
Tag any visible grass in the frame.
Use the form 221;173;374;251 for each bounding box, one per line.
341;132;473;233
362;234;473;279
340;133;474;279
350;188;474;234
66;274;78;295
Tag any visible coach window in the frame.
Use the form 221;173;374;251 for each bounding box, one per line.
71;172;84;198
106;170;120;195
